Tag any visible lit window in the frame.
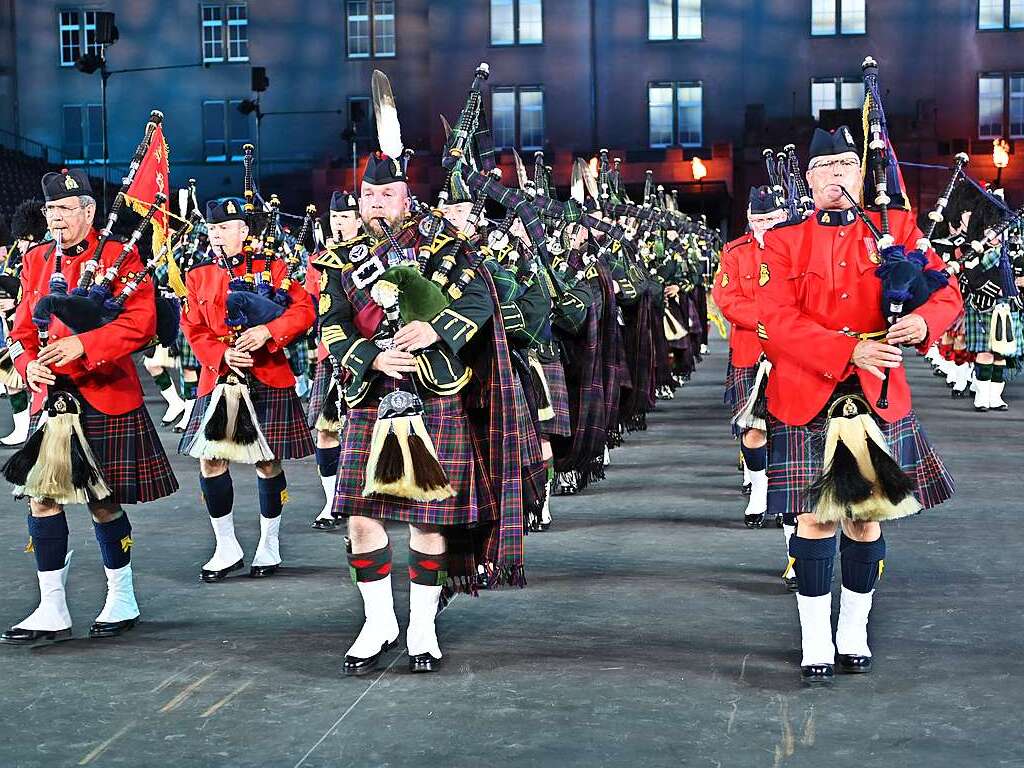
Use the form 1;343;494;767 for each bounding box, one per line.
649;85;674;148
519;88;544;150
1010;75;1024;137
811;77;862;120
677;83;703;146
492;89;516;149
979;75;1005;139
677;0;702;39
979;0;1004;28
648;0;673;40
347;0;395;58
811;0;865;36
491;0;543;45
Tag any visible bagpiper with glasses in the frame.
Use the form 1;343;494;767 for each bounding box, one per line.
1;169;179;646
757;127;961;685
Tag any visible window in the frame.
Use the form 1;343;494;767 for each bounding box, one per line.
648;0;702;40
979;0;1024;28
203;99;252;162
58;9;101;67
491;87;544;150
346;96;375;148
979;74;1006;139
61;104;103;161
810;77;863;119
811;0;865;36
201;3;248;64
227;5;248;61
490;0;543;45
346;0;395;58
648;82;703;147
1011;75;1024;138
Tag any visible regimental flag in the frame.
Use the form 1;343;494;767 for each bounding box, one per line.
126;122;186;296
860;89;910;212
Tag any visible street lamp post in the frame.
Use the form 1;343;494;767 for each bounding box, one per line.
993;138;1010;188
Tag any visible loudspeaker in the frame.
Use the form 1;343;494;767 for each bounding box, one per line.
95;12;118;45
251;66;269;93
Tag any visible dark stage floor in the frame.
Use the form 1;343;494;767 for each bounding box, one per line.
0;348;1020;768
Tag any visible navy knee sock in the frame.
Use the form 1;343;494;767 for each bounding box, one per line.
28;513;69;572
992;363;1006;384
740;442;767;472
93;512;133;569
976;363;993;382
789;534;836;597
839;533;886;593
200;472;234;519
258;472;288;519
315;446;340;478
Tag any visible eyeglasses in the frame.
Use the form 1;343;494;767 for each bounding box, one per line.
807;158;860;172
41;204;84;217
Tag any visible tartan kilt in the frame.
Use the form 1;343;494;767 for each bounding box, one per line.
306;358;336;430
332;393;495;526
964;302;1024;355
766;409;955;521
539;358;571;438
177;333;199;371
178;377;315;460
284;337;310;378
27;401;178;505
724;355;758;423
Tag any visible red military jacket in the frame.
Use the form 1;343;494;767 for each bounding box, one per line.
10;230;155;416
181;251;315;398
712;232;764;368
757;207;962;425
304;251;329;364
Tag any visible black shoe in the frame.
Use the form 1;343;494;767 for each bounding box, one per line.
0;626;72;646
89;617;138;639
951;388;967;399
249;563;279;578
774;515;784;529
783;576;799;592
974;404;989;413
800;663;835;685
837;654;872;674
744;513;764;529
409;652;442;673
200;558;244;583
343;638;399;676
311;516;340;531
539;521;551;531
741;483;752;496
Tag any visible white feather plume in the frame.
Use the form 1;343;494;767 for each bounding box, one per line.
372;70;403;159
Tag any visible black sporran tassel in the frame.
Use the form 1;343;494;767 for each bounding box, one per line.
407;432;451;491
1;427;45;486
203;394;229;441
865;438;915;504
375;427;405;484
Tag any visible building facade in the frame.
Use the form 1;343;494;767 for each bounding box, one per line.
1;0;1022;232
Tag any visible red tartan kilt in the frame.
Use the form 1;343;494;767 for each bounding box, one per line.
29;402;178;505
539;358;571;438
767;408;956;520
332;393;495;526
306;358;338;430
178;377;315;460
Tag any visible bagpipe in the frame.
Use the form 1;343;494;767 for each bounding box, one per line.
803;55;947;525
186;144;281;465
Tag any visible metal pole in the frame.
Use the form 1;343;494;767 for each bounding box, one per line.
100;47;109;217
255;95;262;187
351;124;357;191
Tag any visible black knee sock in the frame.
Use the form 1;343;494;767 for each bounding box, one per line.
315;446;340;478
93;512;133;569
182;379;198;400
200;472;234;519
740;442;767;472
789;535;836;597
408;549;449;586
10;390;28;413
348;544;392;584
839;533;885;593
258;472;287;519
976;363;993;382
28;513;69;572
153;370;173;390
992;363;1006;383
